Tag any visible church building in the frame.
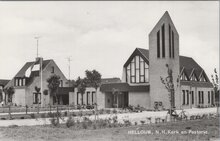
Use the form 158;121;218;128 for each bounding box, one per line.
97;11;214;110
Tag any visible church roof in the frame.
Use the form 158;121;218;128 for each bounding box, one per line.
124;48;212;86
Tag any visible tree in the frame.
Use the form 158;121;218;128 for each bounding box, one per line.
160;64;177;120
85;70;102;121
211;68;219;103
75;77;87;106
211;68;219;115
47;74;61;125
4;86;15;119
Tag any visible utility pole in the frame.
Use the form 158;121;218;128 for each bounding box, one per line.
67;57;72;87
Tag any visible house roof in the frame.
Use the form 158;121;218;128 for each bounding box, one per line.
15;59;52;78
126;48;210;84
100;82;149;92
0;79;10;87
5;59;53;88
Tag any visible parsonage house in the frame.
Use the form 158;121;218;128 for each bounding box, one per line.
4;11;214;110
5;57;71;106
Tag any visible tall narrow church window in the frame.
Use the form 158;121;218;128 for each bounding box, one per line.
182;90;185;105
172;31;174;58
162;24;165;58
157;31;160;58
191;91;194;104
169;25;171;58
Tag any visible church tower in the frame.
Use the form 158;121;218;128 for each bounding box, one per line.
149;11;181;109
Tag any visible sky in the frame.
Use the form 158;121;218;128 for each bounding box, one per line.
0;1;219;81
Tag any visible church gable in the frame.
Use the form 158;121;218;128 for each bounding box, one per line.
124;48;149;84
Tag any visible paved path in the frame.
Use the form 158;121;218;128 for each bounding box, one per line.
0;107;218;127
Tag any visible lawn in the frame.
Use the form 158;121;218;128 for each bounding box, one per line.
0;118;219;141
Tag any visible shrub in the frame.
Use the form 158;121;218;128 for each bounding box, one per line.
78;111;83;117
72;112;77;117
140;120;145;125
66;116;75;128
50;118;59;126
112;109;117;114
106;109;111;114
48;112;55;118
82;121;88;129
41;113;46;118
8;124;18;128
30;113;35;119
134;122;138;126
64;111;68;117
123;119;131;127
99;109;104;115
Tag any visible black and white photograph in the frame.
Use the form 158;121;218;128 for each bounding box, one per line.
0;1;219;141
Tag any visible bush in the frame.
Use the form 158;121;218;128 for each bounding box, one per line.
134;122;138;126
50;118;59;126
41;113;46;118
123;119;131;127
30;113;35;119
112;109;117;114
48;112;55;118
66;116;75;128
64;111;68;117
106;109;111;114
140;120;145;125
99;109;104;115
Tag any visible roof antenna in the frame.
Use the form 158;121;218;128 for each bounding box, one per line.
34;36;41;58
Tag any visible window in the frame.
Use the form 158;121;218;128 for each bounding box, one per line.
201;91;204;104
33;92;41;104
77;92;80;105
51;66;54;73
172;31;174;58
60;80;63;87
162;24;165;58
208;91;210;104
15;78;18;86
186;90;189;105
126;64;130;83
200;74;207;82
182;90;185;105
92;91;95;104
169;24;171;58
190;73;197;81
157;30;160;58
191;91;194;104
211;91;214;105
87;92;90;105
199;91;204;104
23;78;26;86
180;72;188;81
126;55;149;83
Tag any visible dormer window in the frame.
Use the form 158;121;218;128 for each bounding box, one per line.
51;66;54;73
200;74;207;82
190;73;197;81
180;72;188;81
